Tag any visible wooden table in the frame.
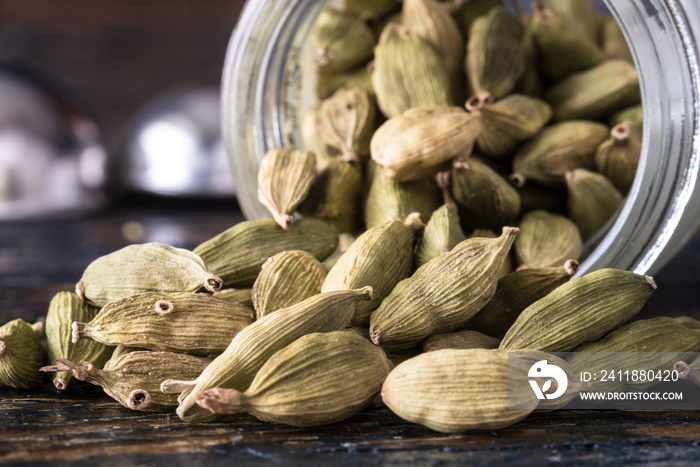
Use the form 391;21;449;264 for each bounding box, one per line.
2;197;700;465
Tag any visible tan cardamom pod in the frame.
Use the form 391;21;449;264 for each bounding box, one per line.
466;7;525;99
72;292;254;356
381;349;537;433
213;288;254;310
371;23;452;118
46;292;115;390
594;121;642;194
511;121;609;187
257;148;317;229
196;331;392;427
370;227;518;350
313;9;376;74
194;218;338;288
414;203;466;269
500;269;656;352
316;87;377;161
467;260;579;338
565;168;624;240
0;319;46;388
423;330;501;352
76;242;222;308
252;250;327;320
514;210;582;269
166;287;373;423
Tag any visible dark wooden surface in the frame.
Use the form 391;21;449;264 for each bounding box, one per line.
2;197;700;465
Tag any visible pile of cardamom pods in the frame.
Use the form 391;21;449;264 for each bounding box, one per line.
3;0;700;434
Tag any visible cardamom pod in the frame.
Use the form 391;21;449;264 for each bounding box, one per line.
196;331;391;427
423;330;501;352
213;288;254;310
468;260;579;338
371;23;451;118
540;0;599;43
676;356;700;386
363;160;441;229
601;16;633;63
545;59;641;122
313;9;376;74
500;269;656;352
0;319;46;388
514;210;582;269
381;349;537;433
530;2;604;81
316;87;376;161
450;157;521;231
511;121;609;186
466;7;525;99
110;345;143;361
321;232;358;272
370;227;518;350
594;121;642;194
565;168;623;240
608;104;643;127
316;66;376;102
342;326;423;368
72;292;254;356
46;292;114;390
41;351;211;411
194;218;338;288
673;316;700;330
466;229;514;279
414;203;466;269
371;106;481;181
322;215;420;327
513;14;545;98
302;106;338;171
166;287;373;423
76;242;222;308
257;148;317;229
452;0;504;37
467;93;552;159
252;250;326;319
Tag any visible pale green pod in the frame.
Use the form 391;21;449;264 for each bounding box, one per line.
545;59;641;123
423;330;501;352
213;288;254;310
514;210;582;269
72;292;254;356
322;216;419;327
513;14;545;98
500;269;657;352
414;203;466;269
565;169;624;240
594;122;643;194
252;250;326;319
302;106;338;170
381;349;537;433
194;218;338;288
167;287;374;423
316;66;376;101
466;229;514;279
370;227;518;350
540;0;599;43
452;0;504;37
673;316;700;330
608;104;643;127
76;242;223;308
372;23;452;118
196;331;392;427
317;87;377;160
0;319;46;389
313;9;376;74
46;292;114;390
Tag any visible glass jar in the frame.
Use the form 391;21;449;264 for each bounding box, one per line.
221;0;700;276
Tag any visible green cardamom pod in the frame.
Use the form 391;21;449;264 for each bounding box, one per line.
165;287;373;423
316;66;376;102
313;9;376;74
452;0;504;37
466;228;514;279
76;242;222;308
423;330;501;352
531;2;604;82
466;7;525;99
257;148;317;229
302;106;338;171
511;121;609;186
110;345;144;361
673;316;700;330
468;260;579;338
467;92;552;159
540;0;600;43
608;104;643;127
321;233;358;272
500;269;656;352
371;106;482;181
196;331;392;427
317;87;377;161
72;292;254;356
194;218;338;288
213;288;254;310
252;250;326;319
322;215;421;327
593;121;642;194
0;319;46;388
363;160;441;229
46;292;114;390
371;23;452;118
414;203;466;269
514;14;545;98
41;351;211;411
370;227;518;350
601;16;633;63
565;168;623;240
545;59;640;123
381;349;537;433
514;210;582;269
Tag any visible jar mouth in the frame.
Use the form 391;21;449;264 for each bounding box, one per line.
223;0;700;276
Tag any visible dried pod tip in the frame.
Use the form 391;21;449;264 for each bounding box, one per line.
366;61;375;75
611;123;630;142
515;264;530;272
196;388;246;415
502;226;520;238
645;275;657;290
341;151;360;165
71;322;86;344
509;173;526;188
464;92;493;113
564;171;577;183
358;286;374;301
313;47;330;67
31;322;44;336
452;157;471;172
403;212;426;231
155;300;175;315
0;339;6;356
674;361;691;379
127;389;153;411
369;325;381;345
75;280;86;300
204;276;223;293
160;379;197;395
564;260;580;276
435;171;451;191
53;378;67;391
